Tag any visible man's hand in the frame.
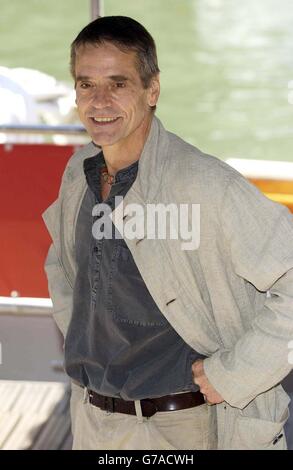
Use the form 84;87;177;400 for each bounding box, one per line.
192;359;224;405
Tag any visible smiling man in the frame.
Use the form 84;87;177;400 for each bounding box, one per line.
74;41;159;176
43;16;293;450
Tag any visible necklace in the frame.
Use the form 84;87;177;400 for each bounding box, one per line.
101;165;115;185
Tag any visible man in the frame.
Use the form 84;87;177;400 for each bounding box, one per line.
43;16;293;450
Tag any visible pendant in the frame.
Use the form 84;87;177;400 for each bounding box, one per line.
101;166;115;185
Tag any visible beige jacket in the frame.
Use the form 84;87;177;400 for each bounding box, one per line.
43;116;293;449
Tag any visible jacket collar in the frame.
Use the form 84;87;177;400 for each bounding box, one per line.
43;115;170;251
66;115;170;203
131;116;170;203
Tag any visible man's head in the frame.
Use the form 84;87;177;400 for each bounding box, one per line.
71;16;160;151
70;16;160;89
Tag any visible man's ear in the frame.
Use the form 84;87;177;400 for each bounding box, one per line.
147;75;160;107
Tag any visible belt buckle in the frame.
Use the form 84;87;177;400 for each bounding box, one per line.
103;396;115;413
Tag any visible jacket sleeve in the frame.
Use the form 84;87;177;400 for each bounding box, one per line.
44;243;73;339
203;176;293;408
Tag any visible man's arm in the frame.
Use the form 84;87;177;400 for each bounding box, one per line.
195;176;293;409
45;243;73;338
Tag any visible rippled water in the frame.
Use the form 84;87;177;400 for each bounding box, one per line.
106;0;293;162
1;0;292;161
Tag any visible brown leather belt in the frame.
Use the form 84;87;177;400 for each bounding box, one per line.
88;390;205;418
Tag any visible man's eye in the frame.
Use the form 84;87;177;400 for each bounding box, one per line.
115;82;126;88
80;82;91;89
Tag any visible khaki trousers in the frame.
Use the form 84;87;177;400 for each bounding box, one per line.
70;382;216;450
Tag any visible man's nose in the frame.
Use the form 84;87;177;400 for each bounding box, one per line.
91;86;111;108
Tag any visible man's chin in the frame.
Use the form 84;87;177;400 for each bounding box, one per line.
91;136;118;148
87;130;112;147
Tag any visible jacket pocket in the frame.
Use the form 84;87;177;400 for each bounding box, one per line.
231;388;290;449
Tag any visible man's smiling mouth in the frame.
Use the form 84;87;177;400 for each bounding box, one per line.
91;117;120;125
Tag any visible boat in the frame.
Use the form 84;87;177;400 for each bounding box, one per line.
0;0;292;450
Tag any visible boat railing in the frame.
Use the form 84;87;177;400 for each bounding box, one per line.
0;124;87;137
0;297;53;316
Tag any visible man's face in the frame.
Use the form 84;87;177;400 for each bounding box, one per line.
74;42;160;149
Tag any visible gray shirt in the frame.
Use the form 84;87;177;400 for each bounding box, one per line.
64;152;204;400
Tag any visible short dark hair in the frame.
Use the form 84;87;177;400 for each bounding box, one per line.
70;16;160;88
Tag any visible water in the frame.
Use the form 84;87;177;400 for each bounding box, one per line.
106;0;293;162
1;0;292;161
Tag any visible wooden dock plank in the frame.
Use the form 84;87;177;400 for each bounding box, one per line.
0;380;72;450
